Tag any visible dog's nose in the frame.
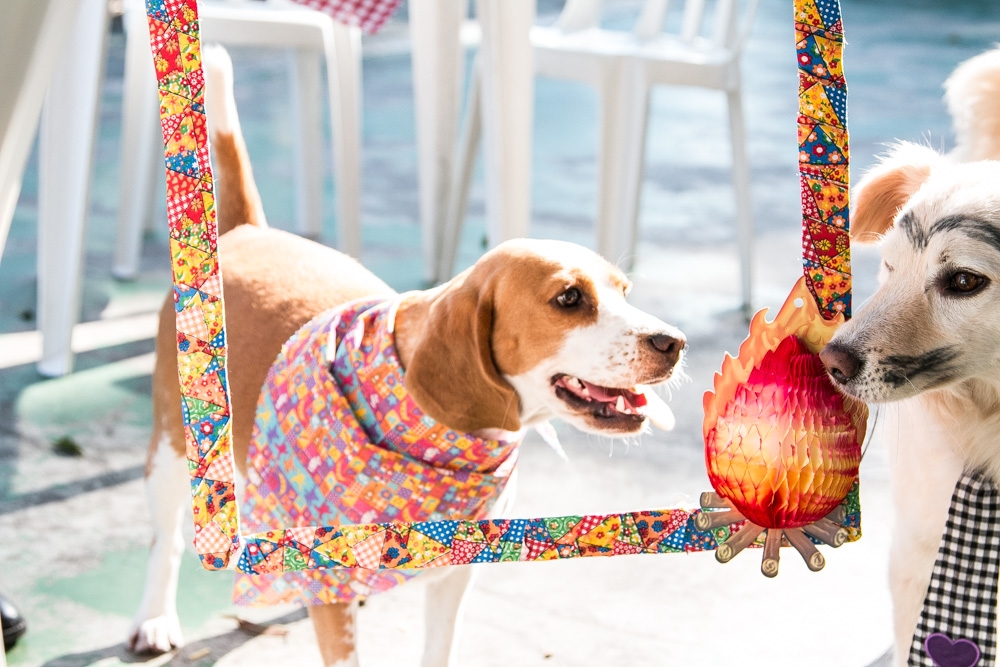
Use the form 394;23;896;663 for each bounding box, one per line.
647;333;686;364
820;342;862;384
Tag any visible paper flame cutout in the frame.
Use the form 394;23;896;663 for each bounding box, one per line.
702;277;867;568
706;334;860;528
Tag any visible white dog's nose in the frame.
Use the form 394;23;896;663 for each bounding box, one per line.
820;342;862;384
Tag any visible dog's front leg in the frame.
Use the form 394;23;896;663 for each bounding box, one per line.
128;435;190;653
885;401;964;667
421;565;477;667
309;601;360;667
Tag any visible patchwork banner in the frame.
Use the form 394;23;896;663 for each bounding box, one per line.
795;0;852;319
147;0;859;581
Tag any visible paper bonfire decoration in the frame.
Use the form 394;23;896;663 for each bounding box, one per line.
145;0;864;579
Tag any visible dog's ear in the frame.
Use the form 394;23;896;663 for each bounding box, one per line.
852;143;942;243
401;269;522;435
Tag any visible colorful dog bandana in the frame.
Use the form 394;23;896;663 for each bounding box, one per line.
233;298;520;606
148;0;863;589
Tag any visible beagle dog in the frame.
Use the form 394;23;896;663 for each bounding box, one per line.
820;48;1000;666
128;46;686;666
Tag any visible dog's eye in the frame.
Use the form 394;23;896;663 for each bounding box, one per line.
556;288;582;308
947;271;988;294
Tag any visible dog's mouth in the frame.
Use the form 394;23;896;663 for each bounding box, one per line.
551;374;648;427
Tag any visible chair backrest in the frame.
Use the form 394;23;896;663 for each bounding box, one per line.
553;0;604;33
634;0;753;47
553;0;756;53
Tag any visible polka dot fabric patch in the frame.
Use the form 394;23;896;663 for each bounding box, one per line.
795;0;852;319
146;0;239;571
147;0;859;583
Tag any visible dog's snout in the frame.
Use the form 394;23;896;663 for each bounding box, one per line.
820;342;862;384
647;333;685;363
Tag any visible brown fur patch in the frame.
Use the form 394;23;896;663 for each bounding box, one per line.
491;265;600;377
308;603;357;666
852;144;939;243
211;130;266;235
399;243;615;433
148;226;393;475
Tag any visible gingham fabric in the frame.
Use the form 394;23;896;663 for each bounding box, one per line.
289;0;404;34
233;298;520;606
911;471;1000;667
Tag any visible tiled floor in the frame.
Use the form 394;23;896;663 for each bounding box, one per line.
3;1;1000;665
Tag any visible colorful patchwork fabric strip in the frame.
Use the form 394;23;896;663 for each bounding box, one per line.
795;0;851;319
146;0;241;570
149;0;860;575
237;485;861;575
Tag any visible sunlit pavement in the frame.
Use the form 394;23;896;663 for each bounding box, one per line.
3;2;998;665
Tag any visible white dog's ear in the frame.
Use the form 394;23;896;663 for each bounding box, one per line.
852;142;943;243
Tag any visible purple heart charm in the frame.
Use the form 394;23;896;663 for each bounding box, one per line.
925;633;981;667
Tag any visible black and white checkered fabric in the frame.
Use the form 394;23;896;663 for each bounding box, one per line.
911;471;1000;666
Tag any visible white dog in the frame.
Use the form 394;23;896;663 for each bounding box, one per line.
820;48;1000;666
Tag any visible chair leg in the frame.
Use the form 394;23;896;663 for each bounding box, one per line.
410;0;467;284
114;0;160;280
437;57;482;283
726;86;754;318
322;21;363;258
0;0;81;272
36;0;109;377
475;0;535;246
596;58;649;269
289;47;325;239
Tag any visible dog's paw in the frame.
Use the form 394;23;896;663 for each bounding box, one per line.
127;614;183;654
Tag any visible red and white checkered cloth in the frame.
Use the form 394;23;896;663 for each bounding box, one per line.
289;0;404;34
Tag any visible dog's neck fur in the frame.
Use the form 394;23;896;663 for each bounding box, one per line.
922;376;1000;484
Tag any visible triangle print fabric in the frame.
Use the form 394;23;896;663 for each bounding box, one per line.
795;0;852;319
235;493;860;577
147;0;862;582
146;0;240;570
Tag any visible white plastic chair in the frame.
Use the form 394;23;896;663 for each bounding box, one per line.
409;0;535;285
114;0;363;280
22;0;361;377
441;0;758;313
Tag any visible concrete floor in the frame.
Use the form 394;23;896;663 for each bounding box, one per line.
3;0;1000;665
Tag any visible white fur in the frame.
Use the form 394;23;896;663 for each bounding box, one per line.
830;165;1000;664
128;431;190;654
825;48;1000;665
202;44;239;137
506;251;684;434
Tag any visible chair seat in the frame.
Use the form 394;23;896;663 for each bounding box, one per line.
532;27;738;89
199;1;335;49
533;27;729;63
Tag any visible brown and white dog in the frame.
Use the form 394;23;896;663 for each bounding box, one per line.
820;48;1000;666
127;47;686;665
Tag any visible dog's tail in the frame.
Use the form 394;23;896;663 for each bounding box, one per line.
946;46;1000;163
202;44;267;234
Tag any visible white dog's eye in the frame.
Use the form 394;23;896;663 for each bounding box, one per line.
946;271;988;295
556;287;582;307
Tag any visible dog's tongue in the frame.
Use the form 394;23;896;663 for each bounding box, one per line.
580;380;647;408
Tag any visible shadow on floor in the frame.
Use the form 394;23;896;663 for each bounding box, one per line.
38;609;308;667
